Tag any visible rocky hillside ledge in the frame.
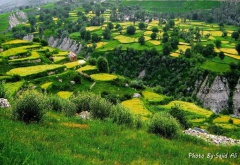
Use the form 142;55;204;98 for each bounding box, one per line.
8;11;28;29
195;76;231;114
48;37;82;54
184;128;240;146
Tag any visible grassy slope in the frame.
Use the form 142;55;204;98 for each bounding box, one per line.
121;1;221;13
0;13;10;32
0;110;239;165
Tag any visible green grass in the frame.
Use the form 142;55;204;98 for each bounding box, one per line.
3;81;24;96
201;60;230;73
121;1;221;13
0;109;239;164
201;61;230;73
6;64;64;77
0;13;10;32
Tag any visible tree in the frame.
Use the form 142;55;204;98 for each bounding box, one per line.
92;33;101;42
115;24;121;29
236;43;240;55
107;22;114;30
126;25;136;35
138;22;146;30
97;57;109;73
40;39;48;46
168;20;175;28
85;31;91;41
151;32;157;40
80;28;86;39
162;32;169;43
162;42;172;55
138;35;145;45
102;27;111;40
152;27;159;33
185;48;191;58
202;44;214;57
231;31;239;41
215;39;222;48
219;51;225;60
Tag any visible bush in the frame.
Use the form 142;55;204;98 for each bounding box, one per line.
48;95;65;112
89;95;112;120
207;125;225;135
148;112;181;139
0;82;6;98
169;106;192;129
70;92;95;113
61;99;76;117
129;79;145;89
13;91;46;123
110;104;135;125
48;95;76;116
88;58;97;65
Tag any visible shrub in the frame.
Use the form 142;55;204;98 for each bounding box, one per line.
61;99;76;117
88;58;97;65
110;104;135;126
73;75;81;84
207;125;225;135
129;79;145;89
48;95;65;112
70;92;96;113
148;112;181;139
169;106;192;129
89;95;112;120
0;82;6;98
48;95;76;116
13;90;46;123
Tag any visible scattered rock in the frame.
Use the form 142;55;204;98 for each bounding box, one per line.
133;93;141;98
184;128;240;146
0;98;11;108
23;34;34;41
138;69;146;79
78;111;91;120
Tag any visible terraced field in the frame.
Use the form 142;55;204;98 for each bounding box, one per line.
6;64;64;77
121;98;152;116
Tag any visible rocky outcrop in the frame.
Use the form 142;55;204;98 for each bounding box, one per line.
8;11;27;29
196;76;230;113
48;36;82;54
23;34;34;41
233;78;240;116
0;98;11;108
184;128;240;146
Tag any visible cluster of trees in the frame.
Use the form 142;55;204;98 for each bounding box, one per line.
103;46;206;98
